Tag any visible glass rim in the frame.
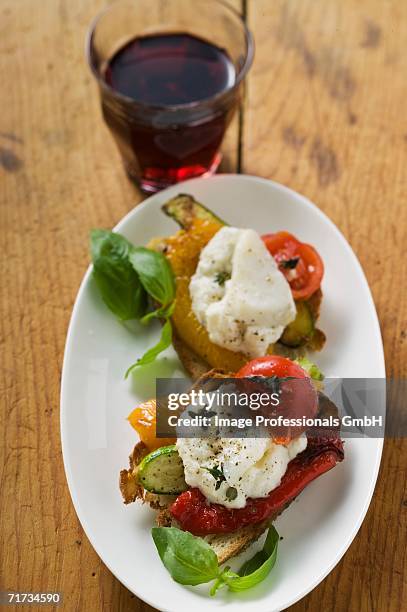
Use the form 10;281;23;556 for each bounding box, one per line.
85;0;254;112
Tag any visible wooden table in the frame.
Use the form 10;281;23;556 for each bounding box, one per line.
1;1;406;610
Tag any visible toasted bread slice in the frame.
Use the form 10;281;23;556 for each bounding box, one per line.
120;441;277;564
156;507;273;564
119;366;335;566
205;521;272;565
148;195;326;378
120;390;342;564
119;441;148;504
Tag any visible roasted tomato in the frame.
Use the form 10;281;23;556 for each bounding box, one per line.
236;354;309;379
128;399;175;451
262;231;324;300
236;356;318;442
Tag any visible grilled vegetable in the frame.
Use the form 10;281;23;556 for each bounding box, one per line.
280;301;314;347
128;399;175;451
138;445;187;495
262;231;324;300
162;194;226;230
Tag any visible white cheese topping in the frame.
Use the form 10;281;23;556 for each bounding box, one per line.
176;435;308;509
189;227;296;357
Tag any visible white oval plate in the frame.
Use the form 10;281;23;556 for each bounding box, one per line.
61;175;385;612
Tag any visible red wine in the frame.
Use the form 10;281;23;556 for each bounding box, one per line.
104;33;235;105
101;33;238;191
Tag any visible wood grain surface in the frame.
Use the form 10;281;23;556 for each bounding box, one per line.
0;1;405;611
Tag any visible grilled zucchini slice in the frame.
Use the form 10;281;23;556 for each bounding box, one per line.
280;301;314;347
138;445;187;495
162;194;226;229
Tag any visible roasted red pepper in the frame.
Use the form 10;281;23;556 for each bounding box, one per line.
170;436;344;535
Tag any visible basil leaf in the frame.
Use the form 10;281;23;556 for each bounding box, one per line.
90;230;146;321
224;526;279;592
152;527;220;586
125;319;172;377
129;247;175;306
91;229;133;260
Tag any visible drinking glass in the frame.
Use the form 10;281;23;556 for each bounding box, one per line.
86;0;253;192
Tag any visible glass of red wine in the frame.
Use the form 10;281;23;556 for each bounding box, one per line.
86;0;253;192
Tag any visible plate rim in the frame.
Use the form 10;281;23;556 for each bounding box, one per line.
60;173;385;612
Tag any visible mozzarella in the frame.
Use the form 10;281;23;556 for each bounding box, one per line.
176;435;308;509
189;227;296;357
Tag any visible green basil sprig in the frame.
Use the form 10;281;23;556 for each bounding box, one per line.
151;525;279;596
90;230;176;373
